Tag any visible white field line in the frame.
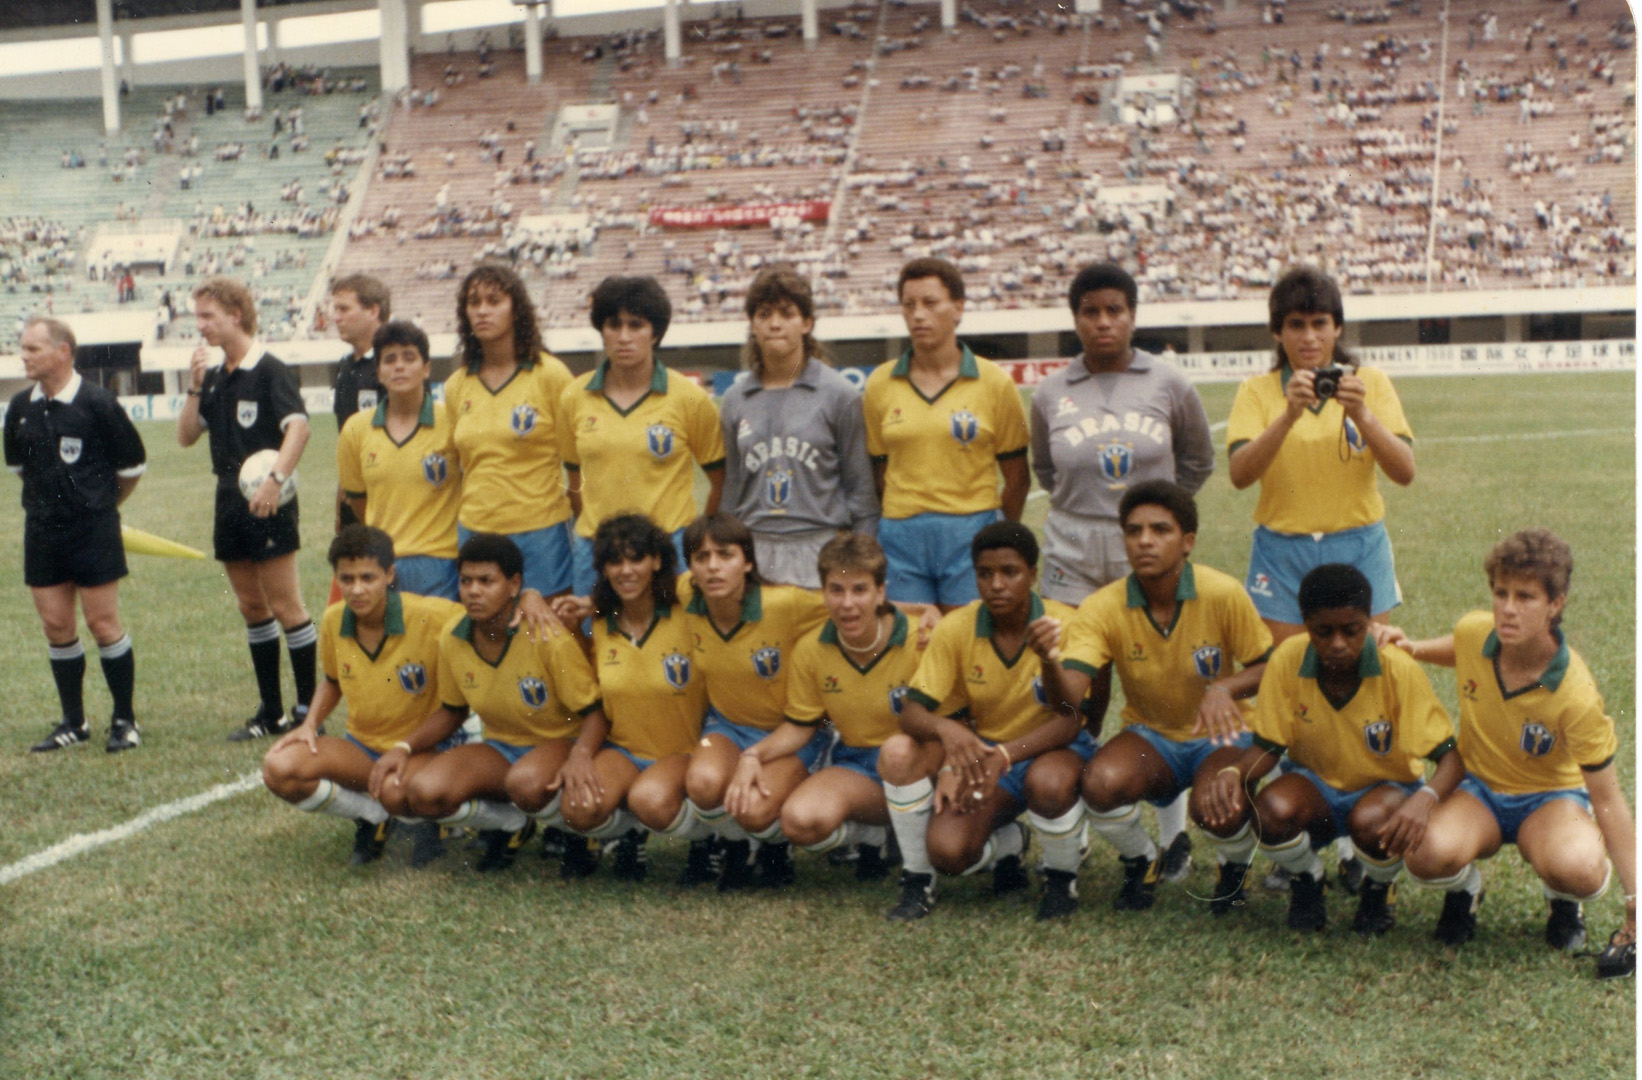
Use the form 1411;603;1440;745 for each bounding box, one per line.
0;771;262;887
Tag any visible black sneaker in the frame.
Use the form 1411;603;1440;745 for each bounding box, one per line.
1116;854;1161;911
540;826;568;860
1352;879;1397;938
1036;869;1080;921
1159;831;1193;884
30;719;89;753
1546;898;1587;951
1263;865;1292;893
1209;861;1250;917
679;837;721;886
227;708;295;742
1435;886;1483;947
1596;929;1636;980
610;829;650;881
350;817;393;865
991;824;1030;896
717;839;756;892
755;840;796;889
105;718;141;753
1287;871;1327;932
1337;855;1366;897
475;819;537;873
410;822;448;868
855;841;892;883
559;834;601;879
886;871;936;922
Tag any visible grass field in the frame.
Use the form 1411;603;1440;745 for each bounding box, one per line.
0;372;1634;1079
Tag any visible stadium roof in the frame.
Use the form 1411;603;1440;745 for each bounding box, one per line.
0;1;346;33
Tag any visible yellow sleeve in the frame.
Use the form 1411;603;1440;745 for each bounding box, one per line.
1225;375;1269;449
792;588;830;639
785;635;827;724
991;368;1030;456
336;413;366;497
1564;684;1620;769
1364;367;1413;441
1390;651;1453;756
319;604;343;681
862;371;887;458
1227;587;1275;667
436;632;468;709
1250;661;1292;750
557;380;583;469
542;627;602;715
908;613;966;714
1060;601;1114;678
684;381;726;468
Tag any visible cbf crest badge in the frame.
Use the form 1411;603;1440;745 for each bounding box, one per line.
752;646;781;679
949;410;979;446
58;436;83;464
1520;721;1556;757
1363;719;1393;755
1031;676;1047;706
1343;417;1365;453
1099;443;1133;482
765;468;793;507
1192;646;1223;679
518;677;549;708
397;663;427;693
646;424;675;459
237;401;259;428
662;651;691;690
510;404;537;436
889;685;910;715
357;390;378;413
422;453;449;486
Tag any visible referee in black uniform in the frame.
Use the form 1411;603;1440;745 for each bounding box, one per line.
176;277;318;741
4;317;146;752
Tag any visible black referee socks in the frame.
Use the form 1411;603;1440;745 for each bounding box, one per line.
47;639;86;727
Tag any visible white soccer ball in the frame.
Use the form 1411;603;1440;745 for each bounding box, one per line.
238;448;298;507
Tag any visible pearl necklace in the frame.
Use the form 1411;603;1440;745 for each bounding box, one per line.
839;613;888;656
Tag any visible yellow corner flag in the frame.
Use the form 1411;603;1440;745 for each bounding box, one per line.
121;525;206;560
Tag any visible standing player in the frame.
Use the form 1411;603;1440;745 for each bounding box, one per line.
1198;565;1462;936
1382;531;1634;975
6;317;146;752
337;321;460;599
177;277;317;741
863;258;1029;610
877;522;1091;922
561;275;726;597
719;265;878;588
1057;482;1271;915
328;273;388;529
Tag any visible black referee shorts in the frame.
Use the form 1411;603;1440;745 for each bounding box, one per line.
213;481;301;563
24;510;128;588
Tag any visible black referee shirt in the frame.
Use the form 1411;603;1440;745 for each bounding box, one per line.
197;346;308;480
332;348;379;429
4;373;147;526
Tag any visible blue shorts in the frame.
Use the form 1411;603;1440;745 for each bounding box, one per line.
994;729;1098;804
1281;763;1418;847
1459;773;1592;845
344;732;381;761
1128;724;1253;805
394;556;459;601
572;527;687;597
829;742;882;780
482;738;535;765
1245;521;1401;624
461;521;573;598
702;707;834;771
879;509;1000;606
607;743;656;771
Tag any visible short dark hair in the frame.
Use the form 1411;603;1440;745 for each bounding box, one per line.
971;520;1039;569
682;512;763;589
331;273;391;321
1118;480;1198;536
328;523;395;571
1268;266;1354;371
590;275;673;346
457;532;524;581
1068;261;1137;314
1485;529;1573;624
591;513;681;618
897;256;965;303
1298;564;1373;619
372;319;429;363
816;532;888;588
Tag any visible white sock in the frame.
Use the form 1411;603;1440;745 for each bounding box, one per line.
527;791;564;827
293;779;388;824
1210;821;1258;866
1260;832;1325;880
803;821;886;854
884;777;934;876
1544;863;1610;903
964;821;1025;876
581;807;639;841
1410;862;1482;896
658;801;714;841
695;801;750;842
1086;803;1159;862
440;799;527;834
1336;835;1358;861
1155;790;1189;846
750;820;788;844
1029;802;1089;873
1357;851;1404;884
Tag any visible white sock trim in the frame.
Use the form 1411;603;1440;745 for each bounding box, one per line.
97;634;132;660
48;639;85;661
1357;851;1404;884
1409;862;1482;895
527;791;564;827
1260;832;1325;879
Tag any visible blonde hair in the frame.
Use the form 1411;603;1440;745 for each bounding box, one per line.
192;276;257;334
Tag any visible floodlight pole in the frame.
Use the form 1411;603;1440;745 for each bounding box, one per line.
97;0;120;135
665;0;682;65
380;0;410;93
525;2;544;84
241;0;264;114
1423;0;1451;291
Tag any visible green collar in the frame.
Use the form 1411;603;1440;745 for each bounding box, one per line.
340;589;405;640
975;592;1045;638
686;582;764;624
370;390;436;429
1125;561;1197;608
1299;636;1383;680
890;343;980;379
1481;628;1571;693
451;606;519;644
587;358;669;393
819;609;910;649
603;603;673;641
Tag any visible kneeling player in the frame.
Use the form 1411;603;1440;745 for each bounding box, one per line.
263;526;460;863
369;533;606;872
1058;481;1272;914
878;522;1090;921
1199;564;1462;935
1385;530;1634;975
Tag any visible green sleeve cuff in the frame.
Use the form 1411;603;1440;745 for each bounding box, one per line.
784;714;823;729
1424;736;1457;764
1252;733;1286;756
577;699;604;719
905;688;941;712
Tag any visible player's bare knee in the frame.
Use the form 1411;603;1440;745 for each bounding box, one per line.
780;801;831;847
1080;758;1133;813
928;835;979;877
876;735;920;783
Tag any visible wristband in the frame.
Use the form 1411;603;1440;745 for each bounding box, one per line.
1412;784;1439;801
268;470;288;485
937;765;954;775
391;740;413;755
995;743;1012;768
185;388;201;396
1217;765;1241;778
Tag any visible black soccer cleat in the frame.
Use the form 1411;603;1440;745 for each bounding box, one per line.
350;817;393;865
1596;929;1636;980
991;823;1031;896
1036;869;1080;921
755;840;796;889
1546;898;1587;951
475;819;537;873
539;826;568;860
1262;864;1292;893
717;839;756;892
1337;855;1366;897
609;829;650;882
228;708;296;742
30;719;90;753
410;822;448;868
559;834;602;879
679;837;721;886
854;841;892;883
1115;854;1161;911
1287;871;1328;932
1434;886;1483;948
886;871;936;922
1209;861;1250;917
105;718;141;753
1352;879;1398;938
1159;831;1193;884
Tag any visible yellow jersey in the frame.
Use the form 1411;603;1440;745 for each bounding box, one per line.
559;362;726;538
862;346;1029;519
1251;633;1453;791
442;352;575;534
436;611;601;746
337;393;461;559
786;610;925;749
319;592;463;752
1452;611;1618;795
906;594;1077;744
1061;562;1272;741
683;581;829;731
591;605;707;761
1225;365;1412;534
